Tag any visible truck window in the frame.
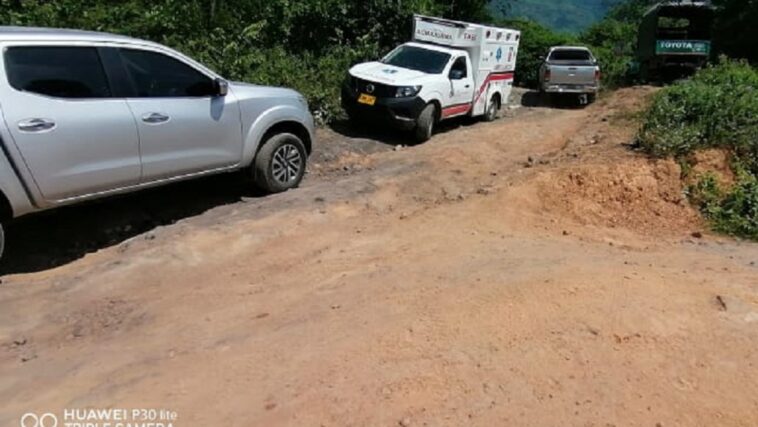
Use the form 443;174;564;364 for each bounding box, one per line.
657;17;691;39
119;48;215;98
382;45;451;75
450;57;468;79
549;50;592;61
4;46;112;98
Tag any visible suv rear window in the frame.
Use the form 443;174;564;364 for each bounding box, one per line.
5;46;111;98
550;50;592;61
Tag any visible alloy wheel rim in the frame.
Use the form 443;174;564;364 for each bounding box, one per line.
272;143;303;184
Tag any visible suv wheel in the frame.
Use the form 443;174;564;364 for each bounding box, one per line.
253;133;307;193
415;103;437;143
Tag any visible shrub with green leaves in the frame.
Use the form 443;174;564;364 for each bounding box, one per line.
640;60;758;239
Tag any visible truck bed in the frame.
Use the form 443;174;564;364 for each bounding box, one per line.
541;47;599;95
546;60;597;86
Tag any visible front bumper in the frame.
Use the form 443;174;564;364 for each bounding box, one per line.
542;83;599;94
341;84;426;131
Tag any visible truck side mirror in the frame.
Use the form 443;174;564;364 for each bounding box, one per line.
450;69;465;80
214;78;229;97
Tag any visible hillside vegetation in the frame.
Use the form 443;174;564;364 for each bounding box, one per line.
491;0;624;33
639;61;758;239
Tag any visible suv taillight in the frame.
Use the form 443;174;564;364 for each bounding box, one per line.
544;68;551;82
595;69;601;81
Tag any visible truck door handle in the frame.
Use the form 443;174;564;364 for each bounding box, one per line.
465;84;471;88
18;118;56;132
142;112;170;124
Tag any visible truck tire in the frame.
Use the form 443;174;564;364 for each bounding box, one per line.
540;91;552;106
253;133;307;193
484;95;501;122
415;103;437;143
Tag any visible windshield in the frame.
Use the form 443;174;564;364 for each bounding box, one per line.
550;49;592;61
382;45;451;74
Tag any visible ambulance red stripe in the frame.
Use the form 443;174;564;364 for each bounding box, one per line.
441;103;473;118
473;71;514;104
440;71;514;118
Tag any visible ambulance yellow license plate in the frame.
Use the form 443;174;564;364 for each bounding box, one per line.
358;93;376;106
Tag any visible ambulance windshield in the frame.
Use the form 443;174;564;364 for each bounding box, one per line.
382;45;451;74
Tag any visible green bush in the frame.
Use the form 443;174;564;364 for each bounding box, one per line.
640;60;758;239
689;172;758;239
579;17;639;87
639;60;758;160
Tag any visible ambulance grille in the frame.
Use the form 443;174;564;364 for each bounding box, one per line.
354;78;395;98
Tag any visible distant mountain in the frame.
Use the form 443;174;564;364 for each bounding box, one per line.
490;0;625;33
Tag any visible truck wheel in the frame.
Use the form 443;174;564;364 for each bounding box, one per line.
253;133;307;193
415;103;437;143
484;95;501;122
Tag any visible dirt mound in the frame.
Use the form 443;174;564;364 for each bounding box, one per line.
494;84;703;238
598;85;659;114
521;157;702;235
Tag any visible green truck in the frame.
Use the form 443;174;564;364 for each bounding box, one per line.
635;0;715;82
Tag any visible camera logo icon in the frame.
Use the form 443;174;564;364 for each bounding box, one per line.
20;413;58;427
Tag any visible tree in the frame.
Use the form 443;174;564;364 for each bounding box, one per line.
713;0;758;62
442;0;492;21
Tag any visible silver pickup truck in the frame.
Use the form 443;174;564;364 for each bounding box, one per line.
539;46;600;104
0;27;315;260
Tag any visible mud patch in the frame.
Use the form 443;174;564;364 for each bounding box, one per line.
57;298;147;341
310;151;377;178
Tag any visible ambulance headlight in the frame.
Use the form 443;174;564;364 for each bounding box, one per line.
395;85;422;98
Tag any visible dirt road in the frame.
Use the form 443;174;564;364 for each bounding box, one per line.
1;89;757;427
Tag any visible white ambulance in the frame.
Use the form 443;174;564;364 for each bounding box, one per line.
342;15;521;142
